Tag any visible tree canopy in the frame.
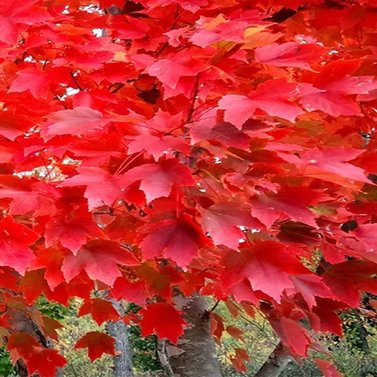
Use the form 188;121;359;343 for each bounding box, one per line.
0;0;377;376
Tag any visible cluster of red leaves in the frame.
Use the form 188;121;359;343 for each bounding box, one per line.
0;0;376;375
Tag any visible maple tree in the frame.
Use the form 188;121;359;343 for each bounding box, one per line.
0;0;376;376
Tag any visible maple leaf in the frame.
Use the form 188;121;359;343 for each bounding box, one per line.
127;134;189;160
218;79;304;128
120;159;195;203
7;332;39;362
44;208;104;254
272;317;312;357
58;167;122;210
140;303;186;343
226;325;244;341
7;332;66;377
323;261;377;307
19;269;49;304
62;240;139;286
112;277;148;307
0;0;50;45
42;316;63;341
27;349;67;377
351;223;377;255
0;110;33;141
290;275;334;309
250;186;323;228
189;120;251;149
29;247;65;290
231;347;250;372
299;60;377;116
190;15;248;47
75;331;115;362
79;298;120;325
8;68;48;98
137;263;183;298
255;42;325;69
146;54;205;89
201;202;260;249
0;176;59;216
221;241;308;302
291;149;369;184
140;215;207;267
41;107;111;140
315;359;342;377
0;217;39;274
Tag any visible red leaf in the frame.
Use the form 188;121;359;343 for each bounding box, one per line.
42;107;111;140
272;317;312;357
112;277;148;307
290;275;334;309
140;303;186;344
62;240;139;286
121;159;195;203
146;55;205;89
7;333;66;377
202;202;260;249
219;79;304;128
190;16;248;47
0;1;49;45
0;217;39;274
352;223;377;258
27;349;67;377
79;298;120;325
255;42;325;69
231;347;250;372
300;60;377;116
226;325;244;341
75;331;116;362
221;241;308;302
9;67;49;98
19;269;49;303
127;134;189;160
250;186;322;228
29;247;65;290
45;209;104;254
315;359;343;377
189;120;251;149
0;176;59;216
58;167;123;210
140;216;206;267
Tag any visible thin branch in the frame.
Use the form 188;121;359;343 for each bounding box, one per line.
208;300;220;313
70;71;84;91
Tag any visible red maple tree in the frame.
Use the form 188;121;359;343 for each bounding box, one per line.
0;0;376;376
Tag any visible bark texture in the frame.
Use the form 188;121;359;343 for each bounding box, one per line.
254;342;292;377
106;299;134;377
167;295;222;377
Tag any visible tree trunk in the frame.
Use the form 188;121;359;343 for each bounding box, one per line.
254;342;292;377
165;295;222;377
106;299;134;377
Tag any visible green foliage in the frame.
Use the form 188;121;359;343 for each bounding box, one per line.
0;348;17;376
128;325;161;373
37;296;72;320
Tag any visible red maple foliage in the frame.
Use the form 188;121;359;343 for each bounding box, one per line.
0;0;377;376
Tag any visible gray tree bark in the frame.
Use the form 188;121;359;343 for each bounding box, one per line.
254;342;292;377
165;295;222;377
106;299;134;377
